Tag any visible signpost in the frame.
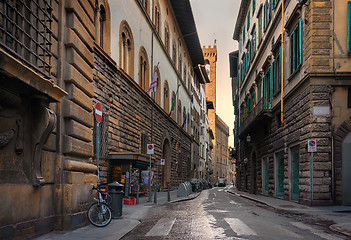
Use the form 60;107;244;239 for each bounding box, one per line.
308;139;317;205
147;144;154;202
94;102;103;183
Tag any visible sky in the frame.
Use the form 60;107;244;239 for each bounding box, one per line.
190;0;241;147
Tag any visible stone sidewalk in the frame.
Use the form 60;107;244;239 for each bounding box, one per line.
35;190;200;240
227;187;351;237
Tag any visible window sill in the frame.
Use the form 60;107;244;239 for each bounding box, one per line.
287;64;302;82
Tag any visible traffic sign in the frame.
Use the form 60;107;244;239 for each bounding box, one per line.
147;144;154;155
160;159;165;165
95;102;103;123
308;139;317;152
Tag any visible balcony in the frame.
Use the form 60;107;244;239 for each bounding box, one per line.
238;98;272;138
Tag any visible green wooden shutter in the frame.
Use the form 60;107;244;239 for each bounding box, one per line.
279;46;281;86
273;60;276;94
264;2;267;30
253;0;256;14
269;65;273;108
348;2;351;53
299;18;302;66
247;10;250;30
263;75;266;107
292;31;296;73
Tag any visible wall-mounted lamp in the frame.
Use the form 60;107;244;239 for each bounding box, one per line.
246;134;251;143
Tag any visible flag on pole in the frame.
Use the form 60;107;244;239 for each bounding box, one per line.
169;95;176;117
169;84;180;117
181;114;187;129
147;69;158;93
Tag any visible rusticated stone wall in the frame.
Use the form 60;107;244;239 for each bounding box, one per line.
238;80;333;206
93;48;193;186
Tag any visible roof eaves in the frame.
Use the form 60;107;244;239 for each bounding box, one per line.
233;0;250;41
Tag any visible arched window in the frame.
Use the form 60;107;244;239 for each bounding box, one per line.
163;81;170;113
177;99;182;125
205;59;210;79
154;1;161;34
119;21;134;77
151;66;161;105
178;54;182;76
171;91;176;121
164;23;170;53
139;46;149;91
142;0;148;11
94;1;111;53
172;41;176;65
182;107;186;130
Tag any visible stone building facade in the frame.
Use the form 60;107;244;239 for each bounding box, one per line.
0;0;208;239
232;0;351;206
215;115;230;180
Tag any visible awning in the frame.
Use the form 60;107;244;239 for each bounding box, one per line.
108;152;155;169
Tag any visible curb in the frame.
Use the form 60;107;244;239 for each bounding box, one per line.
329;224;351;237
169;192;202;204
226;190;270;207
226;190;351;238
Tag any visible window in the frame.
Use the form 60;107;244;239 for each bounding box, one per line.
264;0;271;31
272;0;278;9
258;9;263;41
348;2;351;54
272;46;281;95
252;0;256;15
171;91;176;121
151;66;161;105
163;81;170;113
178;54;182;76
139;46;149;91
290;18;302;74
164;23;170;53
0;0;53;77
154;3;160;34
142;0;148;11
119;21;134;76
177;100;182;125
172;42;176;65
243;28;246;45
247;10;250;30
263;66;272;109
252;28;256;57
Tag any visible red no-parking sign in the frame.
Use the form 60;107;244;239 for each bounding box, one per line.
95;102;103;123
308;139;317;152
147;144;154;155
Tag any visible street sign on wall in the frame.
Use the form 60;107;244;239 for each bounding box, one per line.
308;139;317;152
160;159;165;165
95;102;103;123
147;144;154;155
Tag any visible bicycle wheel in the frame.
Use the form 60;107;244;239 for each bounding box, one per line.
87;202;112;227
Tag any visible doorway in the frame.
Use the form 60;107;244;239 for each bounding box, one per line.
262;157;269;195
342;133;351;205
161;138;171;188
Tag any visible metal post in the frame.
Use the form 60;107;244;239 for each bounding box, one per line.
148;154;152;202
154;159;158;203
96;123;100;183
167;184;170;202
311;152;314;206
136;183;140;204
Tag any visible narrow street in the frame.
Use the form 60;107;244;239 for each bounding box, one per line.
122;187;347;240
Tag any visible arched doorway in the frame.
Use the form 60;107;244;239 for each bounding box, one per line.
342;133;351;205
161;138;171;188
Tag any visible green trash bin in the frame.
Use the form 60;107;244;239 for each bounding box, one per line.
108;182;124;219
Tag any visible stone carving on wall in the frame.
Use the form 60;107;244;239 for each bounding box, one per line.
0;86;56;186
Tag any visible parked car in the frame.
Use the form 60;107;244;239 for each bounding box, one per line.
218;178;226;187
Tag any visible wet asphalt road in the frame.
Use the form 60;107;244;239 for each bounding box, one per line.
121;186;347;240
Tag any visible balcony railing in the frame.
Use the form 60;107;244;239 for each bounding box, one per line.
0;0;53;78
238;98;272;137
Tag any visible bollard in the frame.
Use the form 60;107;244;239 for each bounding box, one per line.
136;184;140;204
154;187;157;203
167;184;170;202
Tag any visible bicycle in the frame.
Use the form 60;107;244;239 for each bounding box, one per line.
87;184;112;227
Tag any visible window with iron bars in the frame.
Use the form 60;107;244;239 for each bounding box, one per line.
0;0;53;78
